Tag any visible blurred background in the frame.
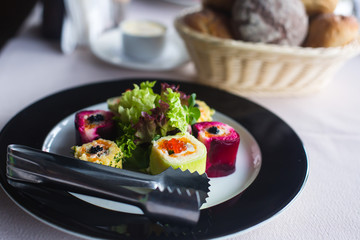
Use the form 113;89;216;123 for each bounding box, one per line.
1;0;357;51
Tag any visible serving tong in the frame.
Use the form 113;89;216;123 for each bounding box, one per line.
6;144;210;227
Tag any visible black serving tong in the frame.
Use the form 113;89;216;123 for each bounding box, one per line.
6;144;210;227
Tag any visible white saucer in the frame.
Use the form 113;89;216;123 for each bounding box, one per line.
90;28;189;71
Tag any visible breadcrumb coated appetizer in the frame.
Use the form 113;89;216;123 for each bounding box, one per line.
195;100;215;122
72;139;123;168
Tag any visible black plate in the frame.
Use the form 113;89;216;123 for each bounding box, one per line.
0;79;308;239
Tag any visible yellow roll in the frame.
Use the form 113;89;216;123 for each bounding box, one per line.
72;138;123;168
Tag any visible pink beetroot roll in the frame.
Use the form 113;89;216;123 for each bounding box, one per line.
75;110;115;144
192;121;240;177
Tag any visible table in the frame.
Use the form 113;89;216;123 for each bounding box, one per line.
1;1;360;239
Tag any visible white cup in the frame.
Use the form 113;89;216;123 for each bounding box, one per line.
120;20;167;61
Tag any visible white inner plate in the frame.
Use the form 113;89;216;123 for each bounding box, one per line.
43;102;262;214
89;28;189;71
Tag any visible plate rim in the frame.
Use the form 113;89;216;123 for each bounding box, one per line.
0;78;309;239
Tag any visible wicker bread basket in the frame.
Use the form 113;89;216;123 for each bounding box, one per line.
175;7;360;97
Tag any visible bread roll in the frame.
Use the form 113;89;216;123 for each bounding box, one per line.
184;8;233;39
232;0;308;46
304;13;359;47
301;0;338;16
202;0;235;13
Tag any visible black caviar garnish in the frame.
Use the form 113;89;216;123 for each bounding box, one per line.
89;145;104;154
87;114;104;123
168;150;175;155
207;126;219;134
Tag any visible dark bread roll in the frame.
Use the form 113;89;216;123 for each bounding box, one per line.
304;13;359;47
301;0;338;16
232;0;308;46
184;8;234;39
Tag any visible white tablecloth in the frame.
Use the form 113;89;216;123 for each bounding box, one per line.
1;1;360;239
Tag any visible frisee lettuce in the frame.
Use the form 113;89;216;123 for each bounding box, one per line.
115;122;136;159
115;121;150;170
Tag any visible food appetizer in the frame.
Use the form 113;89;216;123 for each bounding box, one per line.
72;81;239;177
192;121;240;177
75;110;115;144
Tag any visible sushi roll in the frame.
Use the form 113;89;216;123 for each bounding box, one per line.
195;100;215;122
72;138;123;168
192;122;240;177
75;110;115;144
149;132;207;175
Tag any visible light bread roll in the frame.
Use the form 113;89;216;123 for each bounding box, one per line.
304;13;359;47
184;8;233;39
301;0;338;16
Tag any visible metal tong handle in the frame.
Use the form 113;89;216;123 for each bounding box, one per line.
6;144;201;226
7;144;160;189
7;144;209;208
7;144;147;207
6;144;210;196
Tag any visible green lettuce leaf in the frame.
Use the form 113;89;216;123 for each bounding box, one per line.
117;81;158;124
161;88;188;133
183;93;201;125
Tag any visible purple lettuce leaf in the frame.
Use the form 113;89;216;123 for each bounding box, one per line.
160;82;190;106
133;99;170;143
